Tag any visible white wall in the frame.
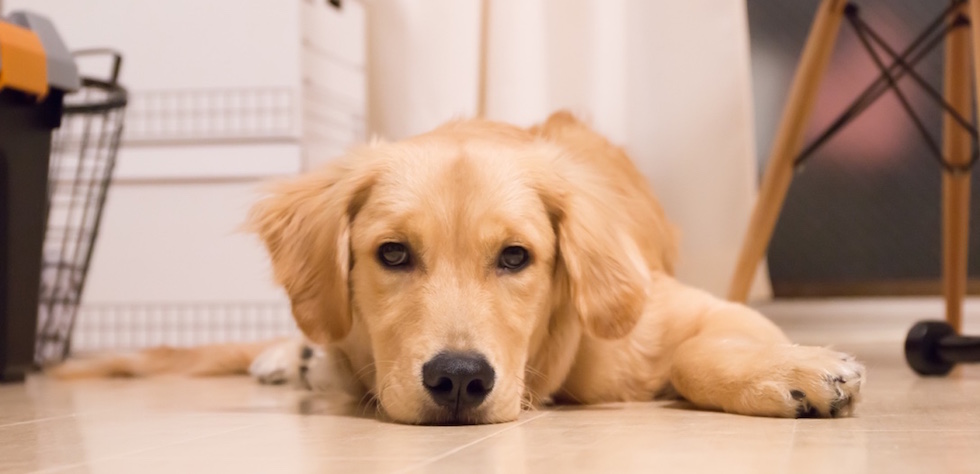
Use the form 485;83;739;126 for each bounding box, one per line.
82;182;285;303
7;0;305;179
8;0;302;89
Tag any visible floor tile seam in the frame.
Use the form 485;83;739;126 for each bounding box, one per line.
0;414;81;429
0;409;118;430
392;412;552;474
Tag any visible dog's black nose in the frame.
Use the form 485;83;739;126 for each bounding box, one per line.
422;352;495;410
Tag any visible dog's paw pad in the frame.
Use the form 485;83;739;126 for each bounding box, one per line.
792;394;820;419
789;388;854;418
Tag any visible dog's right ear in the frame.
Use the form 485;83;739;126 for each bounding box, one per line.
248;156;377;344
530;111;675;340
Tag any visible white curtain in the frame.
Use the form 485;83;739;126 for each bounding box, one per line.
364;0;770;299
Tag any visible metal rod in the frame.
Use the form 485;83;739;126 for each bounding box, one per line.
794;1;961;165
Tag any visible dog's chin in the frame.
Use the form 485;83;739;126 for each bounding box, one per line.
417;406;492;426
383;401;521;426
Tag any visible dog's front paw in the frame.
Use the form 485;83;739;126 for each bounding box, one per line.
788;354;864;418
763;346;865;418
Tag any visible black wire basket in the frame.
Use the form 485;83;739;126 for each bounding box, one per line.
35;50;128;366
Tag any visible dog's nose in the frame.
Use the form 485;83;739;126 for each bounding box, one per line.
422;352;495;410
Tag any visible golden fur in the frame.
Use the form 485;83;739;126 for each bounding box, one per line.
53;112;864;424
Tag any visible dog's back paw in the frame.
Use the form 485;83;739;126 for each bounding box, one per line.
249;339;308;385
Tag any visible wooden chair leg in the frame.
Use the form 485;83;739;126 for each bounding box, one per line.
945;1;979;333
728;0;849;302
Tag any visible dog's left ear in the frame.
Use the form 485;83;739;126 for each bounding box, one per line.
535;169;649;340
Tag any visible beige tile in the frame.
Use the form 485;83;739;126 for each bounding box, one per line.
417;406;795;473
0;381;91;427
0;412;260;473
85;412;546;462
787;430;980;474
0;376;544;473
410;424;795;474
59;456;417;474
1;310;979;473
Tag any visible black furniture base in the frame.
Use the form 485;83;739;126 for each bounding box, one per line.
905;321;980;376
0;88;63;382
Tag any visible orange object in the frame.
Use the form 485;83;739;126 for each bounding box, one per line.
0;21;48;98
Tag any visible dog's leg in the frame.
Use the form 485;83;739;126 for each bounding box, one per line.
655;276;865;418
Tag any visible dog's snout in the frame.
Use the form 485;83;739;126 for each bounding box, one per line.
422;352;495;411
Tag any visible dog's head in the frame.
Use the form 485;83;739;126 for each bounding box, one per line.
250;116;670;424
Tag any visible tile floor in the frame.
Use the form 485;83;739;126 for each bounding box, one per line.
2;299;980;473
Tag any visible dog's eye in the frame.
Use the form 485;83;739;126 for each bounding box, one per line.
378;242;411;268
498;246;530;271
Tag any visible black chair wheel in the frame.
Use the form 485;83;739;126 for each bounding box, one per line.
905;320;956;376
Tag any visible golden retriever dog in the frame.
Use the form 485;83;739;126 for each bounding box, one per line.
53;112;864;424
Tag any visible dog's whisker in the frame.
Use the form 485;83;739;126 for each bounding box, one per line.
372;370;403;420
349;359;398;382
355;389;377;417
513;374;545;414
524;365;546;380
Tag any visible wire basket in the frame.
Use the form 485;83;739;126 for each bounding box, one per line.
35;50;128;366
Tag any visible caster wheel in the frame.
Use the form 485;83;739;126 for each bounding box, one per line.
905;320;955;376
